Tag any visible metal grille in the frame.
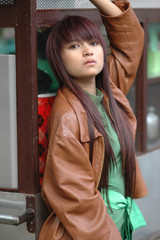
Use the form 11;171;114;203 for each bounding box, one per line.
37;0;95;10
0;0;14;4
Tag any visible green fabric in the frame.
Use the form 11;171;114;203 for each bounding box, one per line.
102;190;146;230
121;209;133;240
102;189;146;240
87;89;146;238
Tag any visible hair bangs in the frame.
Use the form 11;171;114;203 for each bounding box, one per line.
57;15;105;49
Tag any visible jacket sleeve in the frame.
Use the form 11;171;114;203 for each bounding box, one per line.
41;115;121;240
101;1;144;95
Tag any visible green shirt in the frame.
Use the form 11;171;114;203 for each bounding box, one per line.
87;89;125;233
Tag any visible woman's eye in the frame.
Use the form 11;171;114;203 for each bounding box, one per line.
90;41;99;46
69;44;79;49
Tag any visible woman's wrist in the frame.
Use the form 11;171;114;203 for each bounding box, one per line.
89;0;123;16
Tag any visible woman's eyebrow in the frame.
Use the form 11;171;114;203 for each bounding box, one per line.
68;39;81;43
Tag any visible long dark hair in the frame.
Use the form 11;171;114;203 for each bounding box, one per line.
46;15;136;198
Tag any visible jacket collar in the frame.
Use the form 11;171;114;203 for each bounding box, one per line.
60;82;136;142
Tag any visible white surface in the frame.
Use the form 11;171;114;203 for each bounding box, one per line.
133;149;160;239
129;0;160;8
0;55;18;188
38;92;56;98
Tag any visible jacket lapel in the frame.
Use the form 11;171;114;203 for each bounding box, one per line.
61;87;102;143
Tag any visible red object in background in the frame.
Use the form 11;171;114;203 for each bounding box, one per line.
38;93;56;186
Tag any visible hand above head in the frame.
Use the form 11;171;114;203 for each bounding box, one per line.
89;0;123;16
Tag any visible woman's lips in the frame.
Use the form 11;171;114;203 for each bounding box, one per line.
84;60;96;65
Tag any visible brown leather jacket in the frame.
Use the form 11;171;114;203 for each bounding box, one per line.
39;2;148;240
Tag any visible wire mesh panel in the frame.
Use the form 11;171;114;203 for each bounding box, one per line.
0;0;14;4
37;0;95;10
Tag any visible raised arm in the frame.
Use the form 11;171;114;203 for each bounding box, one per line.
89;0;123;16
90;0;144;95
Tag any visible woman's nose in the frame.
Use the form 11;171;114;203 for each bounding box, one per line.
83;44;93;56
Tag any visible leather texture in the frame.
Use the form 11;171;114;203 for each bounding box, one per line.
39;2;148;240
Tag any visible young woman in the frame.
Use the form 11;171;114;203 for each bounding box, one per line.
39;1;148;239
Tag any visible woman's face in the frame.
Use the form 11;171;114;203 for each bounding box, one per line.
61;39;104;82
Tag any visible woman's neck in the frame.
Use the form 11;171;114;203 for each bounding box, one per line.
73;77;96;95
